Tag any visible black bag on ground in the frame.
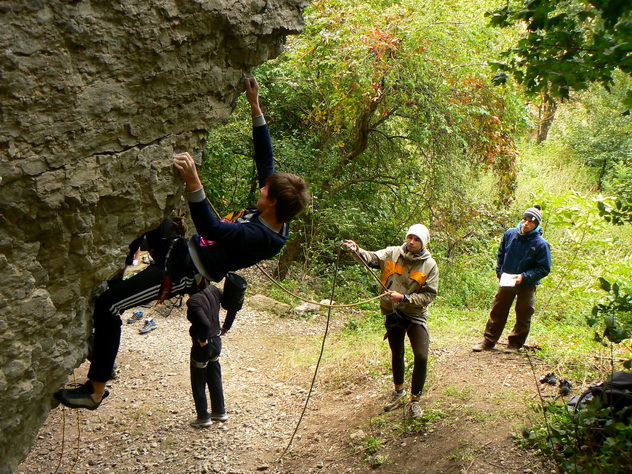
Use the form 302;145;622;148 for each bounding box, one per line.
589;371;632;419
568;371;632;419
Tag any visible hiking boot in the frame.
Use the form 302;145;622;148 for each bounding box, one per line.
472;341;494;352
384;390;407;412
139;318;157;334
189;417;212;428
211;412;228;422
503;345;521;354
54;381;109;410
407;401;424;419
126;310;144;324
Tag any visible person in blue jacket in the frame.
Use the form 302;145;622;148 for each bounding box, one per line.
472;205;551;353
55;77;309;410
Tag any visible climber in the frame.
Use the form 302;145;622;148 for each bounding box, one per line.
55;76;309;410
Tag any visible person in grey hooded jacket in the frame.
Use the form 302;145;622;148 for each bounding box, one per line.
472;205;551;354
343;224;439;418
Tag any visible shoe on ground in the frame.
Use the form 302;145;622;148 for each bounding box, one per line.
559;379;573;395
472;341;494;352
126;310;144;324
503;345;521;354
189;417;212;428
540;372;557;385
211;412;228;422
408;401;424;419
54;381;109;410
139;318;157;334
384;389;407;412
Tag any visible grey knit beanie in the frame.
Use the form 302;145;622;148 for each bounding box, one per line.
523;205;542;225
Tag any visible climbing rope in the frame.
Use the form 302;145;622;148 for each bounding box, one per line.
277;247;344;464
205;197;392;308
255;262;388;308
56;374;82;474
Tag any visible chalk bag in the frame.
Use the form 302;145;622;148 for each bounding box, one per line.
221;272;248;313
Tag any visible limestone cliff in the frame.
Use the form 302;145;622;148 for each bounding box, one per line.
0;1;307;471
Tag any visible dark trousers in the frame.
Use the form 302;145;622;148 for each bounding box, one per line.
386;314;429;397
88;259;198;382
190;337;225;419
484;285;537;349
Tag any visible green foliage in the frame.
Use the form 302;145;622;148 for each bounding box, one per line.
493;184;632;330
487;0;632;102
266;0;529;262
588;278;632;367
363;436;383;455
522;397;632;472
555;73;632;193
598;196;632;225
201;0;533;284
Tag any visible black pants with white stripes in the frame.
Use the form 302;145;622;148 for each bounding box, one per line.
88;258;199;382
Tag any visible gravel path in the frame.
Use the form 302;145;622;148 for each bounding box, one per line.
18;280;552;473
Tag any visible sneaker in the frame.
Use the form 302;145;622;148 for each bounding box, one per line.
559;379;573;396
139;318;157;334
407;401;424;419
189;417;212;428
211;412;228;422
126;310;144;324
384;390;407;412
472;341;494;352
503;345;521;354
54;381;109;410
540;373;557;386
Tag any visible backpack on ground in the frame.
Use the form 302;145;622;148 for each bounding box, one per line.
569;371;632;420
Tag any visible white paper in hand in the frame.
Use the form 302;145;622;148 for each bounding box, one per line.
499;273;520;287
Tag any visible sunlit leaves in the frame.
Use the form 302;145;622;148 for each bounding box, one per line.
487;0;632;101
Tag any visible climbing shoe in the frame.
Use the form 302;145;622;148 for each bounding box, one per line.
189;417;212;428
211;412;228;422
384;389;407;412
407;401;424;419
126;310;144;324
54;381;109;410
139;318;157;334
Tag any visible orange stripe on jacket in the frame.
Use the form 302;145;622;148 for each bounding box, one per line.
381;260;405;286
409;270;428;286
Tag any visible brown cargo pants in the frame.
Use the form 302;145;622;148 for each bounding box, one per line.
483;285;537;349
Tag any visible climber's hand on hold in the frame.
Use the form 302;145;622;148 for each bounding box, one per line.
173;152;203;192
245;76;262;117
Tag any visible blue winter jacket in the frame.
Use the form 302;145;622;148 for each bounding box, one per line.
496;223;551;286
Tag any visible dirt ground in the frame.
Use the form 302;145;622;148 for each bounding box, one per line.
17;268;557;473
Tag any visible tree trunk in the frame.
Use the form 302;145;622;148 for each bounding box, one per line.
535;99;558;144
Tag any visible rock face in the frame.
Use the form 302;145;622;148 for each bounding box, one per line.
0;1;307;471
